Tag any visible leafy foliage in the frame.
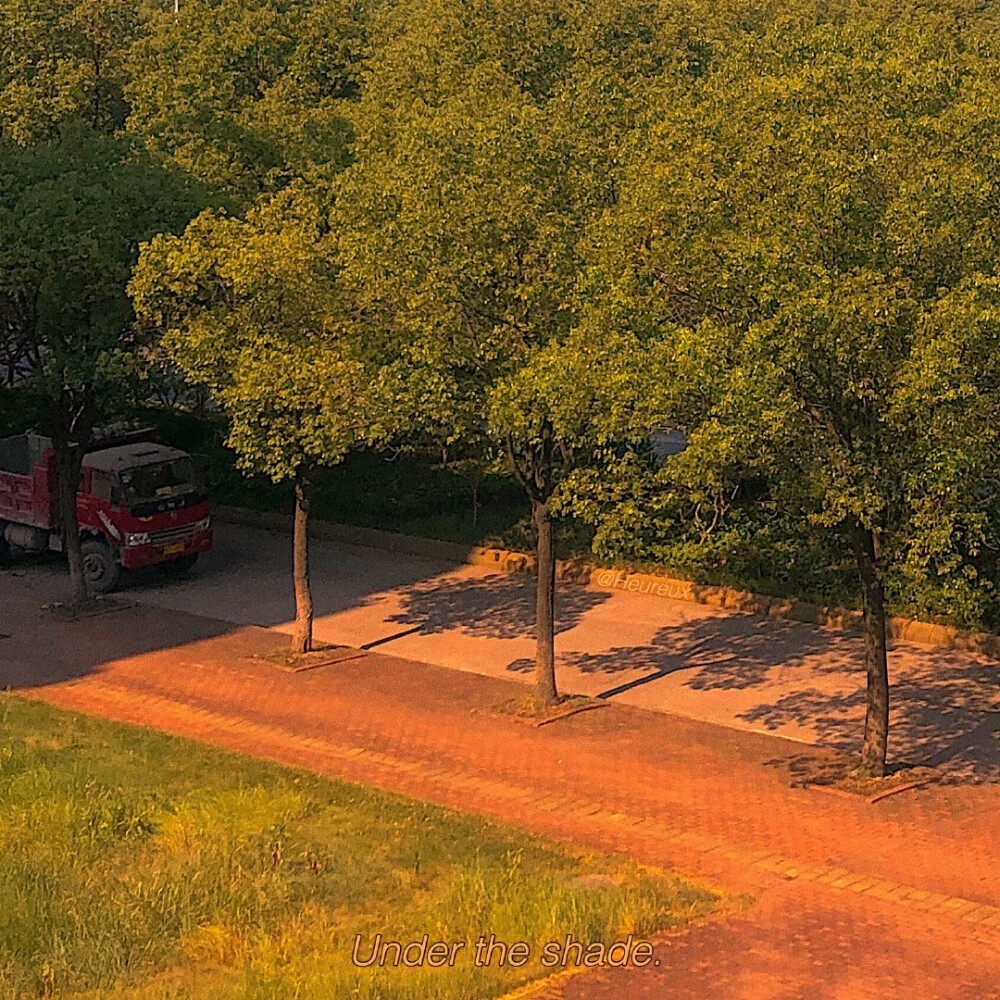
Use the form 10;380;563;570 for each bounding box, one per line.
586;12;1000;627
131;187;366;482
0;125;203;438
0;0;144;143
125;0;366;202
7;0;1000;644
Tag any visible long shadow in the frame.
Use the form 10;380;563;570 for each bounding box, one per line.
739;672;1000;783
560;615;839;691
0;560;245;690
5;522;563;690
384;572;610;640
505;607;843;685
550;613;1000;782
9;529;999;783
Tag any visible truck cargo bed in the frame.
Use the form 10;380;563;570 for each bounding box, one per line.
0;434;53;529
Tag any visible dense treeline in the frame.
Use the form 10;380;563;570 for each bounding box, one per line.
5;0;1000;773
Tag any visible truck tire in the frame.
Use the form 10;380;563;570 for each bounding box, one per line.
81;540;121;594
0;525;10;568
159;553;198;577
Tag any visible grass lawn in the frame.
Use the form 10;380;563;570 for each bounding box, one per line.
0;696;723;1000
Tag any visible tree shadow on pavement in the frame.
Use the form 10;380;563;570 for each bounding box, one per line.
120;525;468;625
558;615;838;692
551;612;1000;783
385;572;610;641
743;678;1000;783
508;610;848;688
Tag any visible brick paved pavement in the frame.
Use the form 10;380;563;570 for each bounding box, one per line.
551;882;1000;1000
2;593;1000;998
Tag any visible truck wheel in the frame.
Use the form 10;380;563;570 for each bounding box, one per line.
81;540;121;594
0;528;10;568
159;553;198;577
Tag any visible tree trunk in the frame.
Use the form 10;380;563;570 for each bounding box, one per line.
851;524;889;777
291;472;314;655
54;440;88;607
533;499;558;707
470;473;481;527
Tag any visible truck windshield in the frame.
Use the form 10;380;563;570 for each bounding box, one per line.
119;459;201;507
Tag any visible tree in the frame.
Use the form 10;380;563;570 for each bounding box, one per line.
124;0;366;203
489;329;652;702
601;12;1000;775
130;187;366;653
0;0;142;143
126;0;371;651
0;126;201;604
335;0;685;706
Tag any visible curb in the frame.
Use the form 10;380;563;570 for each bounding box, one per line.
495;967;588;1000
213;505;1000;659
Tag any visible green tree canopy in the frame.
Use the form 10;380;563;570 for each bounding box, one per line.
0;0;146;143
333;0;702;704
0;125;203;601
124;0;366;202
598;11;1000;773
131;188;364;481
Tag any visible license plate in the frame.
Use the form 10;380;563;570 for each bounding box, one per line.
164;542;185;556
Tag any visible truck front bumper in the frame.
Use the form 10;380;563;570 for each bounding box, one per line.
121;529;214;570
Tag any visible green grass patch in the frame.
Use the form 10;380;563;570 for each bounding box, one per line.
0;695;723;1000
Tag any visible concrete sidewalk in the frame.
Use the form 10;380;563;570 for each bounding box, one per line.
9;520;1000;779
2;588;1000;998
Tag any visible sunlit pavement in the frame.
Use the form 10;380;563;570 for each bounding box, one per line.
554;880;1000;1000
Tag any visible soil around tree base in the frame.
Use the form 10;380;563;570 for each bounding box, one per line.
486;692;609;727
42;596;136;622
789;754;938;802
251;644;368;673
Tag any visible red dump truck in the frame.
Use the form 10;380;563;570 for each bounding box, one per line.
0;428;212;592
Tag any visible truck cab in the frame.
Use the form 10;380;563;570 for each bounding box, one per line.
0;429;213;592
